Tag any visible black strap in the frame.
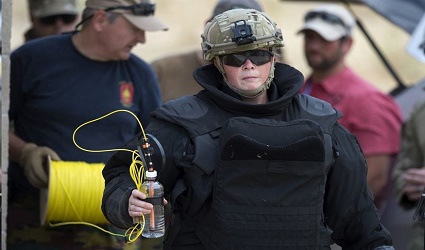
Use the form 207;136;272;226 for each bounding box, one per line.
144;197;163;206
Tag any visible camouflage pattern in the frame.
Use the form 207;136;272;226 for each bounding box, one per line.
7;192;162;249
201;9;284;61
392;100;425;250
407;221;424;250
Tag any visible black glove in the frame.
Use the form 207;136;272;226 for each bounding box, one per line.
18;143;61;188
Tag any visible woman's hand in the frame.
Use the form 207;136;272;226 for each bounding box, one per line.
128;189;153;218
128;189;168;223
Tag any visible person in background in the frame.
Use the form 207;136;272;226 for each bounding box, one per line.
101;8;394;249
25;0;79;42
7;0;167;249
393;100;425;250
298;4;402;211
150;0;265;103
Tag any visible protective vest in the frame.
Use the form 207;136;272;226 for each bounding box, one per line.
154;93;340;249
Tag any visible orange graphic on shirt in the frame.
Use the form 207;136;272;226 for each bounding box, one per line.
120;81;134;108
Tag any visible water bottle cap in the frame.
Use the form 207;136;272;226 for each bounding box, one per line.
145;170;157;178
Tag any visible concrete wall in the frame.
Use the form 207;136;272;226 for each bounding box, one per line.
1;0;11;249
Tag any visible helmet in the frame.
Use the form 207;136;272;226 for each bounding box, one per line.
201;9;284;99
201;8;284;61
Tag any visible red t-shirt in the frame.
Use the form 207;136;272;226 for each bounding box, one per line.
301;67;402;156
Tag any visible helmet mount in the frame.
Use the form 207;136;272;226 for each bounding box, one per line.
232;20;256;46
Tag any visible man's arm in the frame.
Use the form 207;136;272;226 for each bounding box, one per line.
366;154;392;197
9;131;26;163
393;103;425;208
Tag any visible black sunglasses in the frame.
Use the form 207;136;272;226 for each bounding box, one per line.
104;3;155;16
222;50;274;67
39;14;77;25
75;3;155;29
305;11;348;30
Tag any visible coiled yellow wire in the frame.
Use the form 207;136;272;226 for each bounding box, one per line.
45;109;150;243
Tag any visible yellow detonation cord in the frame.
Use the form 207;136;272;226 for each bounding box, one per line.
45;109;150;243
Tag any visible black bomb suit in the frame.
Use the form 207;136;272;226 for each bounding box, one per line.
101;62;393;249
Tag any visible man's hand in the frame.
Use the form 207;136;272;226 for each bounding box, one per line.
402;167;425;201
18;143;61;188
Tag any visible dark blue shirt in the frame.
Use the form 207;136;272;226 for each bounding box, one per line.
10;32;161;167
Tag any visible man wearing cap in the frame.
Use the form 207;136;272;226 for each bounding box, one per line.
25;0;79;42
150;0;266;102
298;4;402;212
8;0;167;249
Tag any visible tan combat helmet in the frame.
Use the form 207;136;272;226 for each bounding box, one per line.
201;8;285;98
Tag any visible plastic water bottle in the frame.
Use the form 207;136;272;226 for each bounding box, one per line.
142;170;165;238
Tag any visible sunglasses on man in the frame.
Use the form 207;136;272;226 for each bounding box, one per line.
105;3;155;16
75;3;155;29
222;50;274;67
39;14;77;25
304;11;349;30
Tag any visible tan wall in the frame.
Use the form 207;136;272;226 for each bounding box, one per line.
9;0;425;92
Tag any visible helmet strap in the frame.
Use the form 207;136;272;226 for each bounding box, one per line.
214;57;276;99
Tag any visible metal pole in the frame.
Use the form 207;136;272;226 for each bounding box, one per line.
341;0;407;96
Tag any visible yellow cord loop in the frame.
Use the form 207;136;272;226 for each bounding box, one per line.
44;109;150;243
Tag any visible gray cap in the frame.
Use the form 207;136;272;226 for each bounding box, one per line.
209;0;264;21
28;0;79;17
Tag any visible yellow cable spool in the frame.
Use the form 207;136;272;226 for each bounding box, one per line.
40;157;108;226
45;109;149;241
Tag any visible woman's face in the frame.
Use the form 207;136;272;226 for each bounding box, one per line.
221;49;274;93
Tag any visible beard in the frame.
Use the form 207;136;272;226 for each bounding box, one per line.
305;49;343;72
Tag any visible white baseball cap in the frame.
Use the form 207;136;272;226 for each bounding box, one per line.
298;4;355;41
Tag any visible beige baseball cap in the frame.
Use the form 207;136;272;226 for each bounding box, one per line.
29;0;79;18
298;4;355;41
86;0;168;31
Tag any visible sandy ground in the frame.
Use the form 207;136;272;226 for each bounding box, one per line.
8;0;425;94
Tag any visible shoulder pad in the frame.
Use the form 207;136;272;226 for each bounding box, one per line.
153;96;209;120
298;94;340;117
